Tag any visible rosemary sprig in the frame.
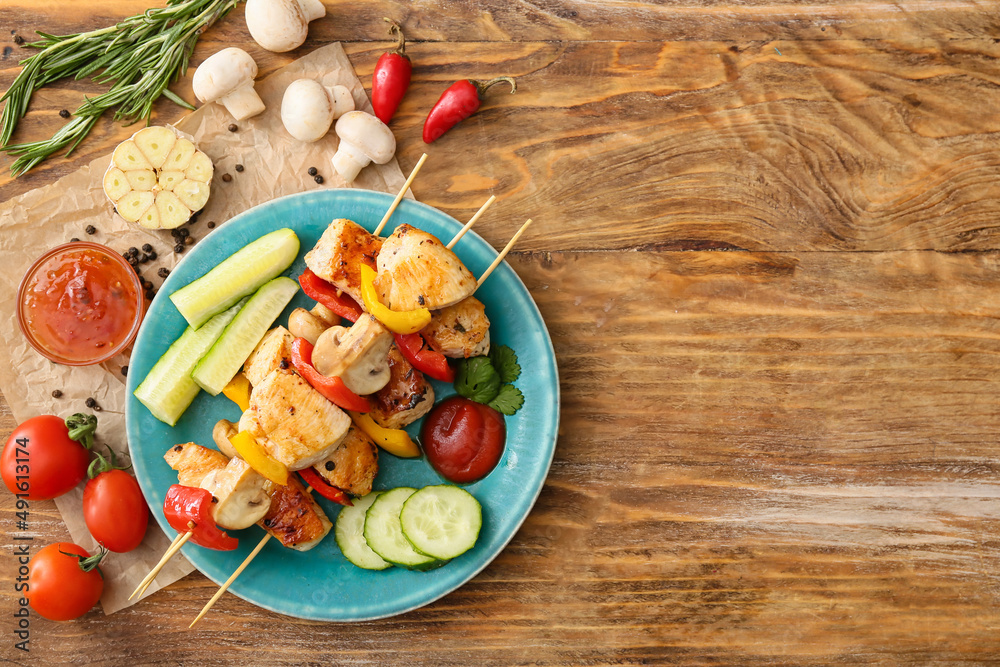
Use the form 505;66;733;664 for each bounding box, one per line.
0;0;241;177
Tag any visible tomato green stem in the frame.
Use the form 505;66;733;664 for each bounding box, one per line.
65;413;97;450
87;445;131;479
60;546;107;574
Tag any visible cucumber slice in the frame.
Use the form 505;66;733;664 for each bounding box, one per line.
191;277;299;395
335;491;392;571
363;488;440;570
133;300;245;425
400;486;482;560
170;228;299;329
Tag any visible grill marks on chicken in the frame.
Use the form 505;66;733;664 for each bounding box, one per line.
304;218;382;305
421;296;491;358
260;475;333;551
374;224;477;311
370;345;435;429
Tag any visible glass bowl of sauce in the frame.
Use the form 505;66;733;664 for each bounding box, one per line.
17;242;144;366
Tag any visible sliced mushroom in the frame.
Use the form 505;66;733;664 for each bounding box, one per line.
288;307;330;345
199;457;271;530
213;420;239;459
312;314;393;395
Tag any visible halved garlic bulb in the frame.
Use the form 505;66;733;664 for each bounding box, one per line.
103;126;214;229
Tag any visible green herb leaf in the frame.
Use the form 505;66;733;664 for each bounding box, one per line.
489;345;520;384
488;384;524;416
454;356;501;405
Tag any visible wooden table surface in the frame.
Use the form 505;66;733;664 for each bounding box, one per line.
3;1;1000;664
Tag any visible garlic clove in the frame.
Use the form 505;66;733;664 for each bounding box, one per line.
116;191;155;223
103;167;130;202
174;179;211;212
125;169;157;192
113;140;152;172
184;151;214;183
158;170;185;191
163;138;197;173
155;191;192;229
136;202;162;230
132;126;177;169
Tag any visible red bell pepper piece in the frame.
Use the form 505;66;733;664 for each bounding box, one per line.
162;484;238;551
290;337;372;413
299;269;363;323
394;332;455;382
298;467;353;507
371;19;411;125
422;77;517;144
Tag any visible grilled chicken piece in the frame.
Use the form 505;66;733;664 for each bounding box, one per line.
199;457;271;530
374;224;476;311
370;345;435;429
421;296;491;358
163;443;228;487
313;425;379;496
304;218;382;305
240;370;351;470
243;326;296;387
259;475;332;551
312;314;393;395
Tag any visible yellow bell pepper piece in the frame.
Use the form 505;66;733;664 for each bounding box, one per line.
350;411;421;458
359;264;432;334
229;430;288;486
222;373;251;412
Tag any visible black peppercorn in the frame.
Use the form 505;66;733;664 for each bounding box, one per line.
178;228;189;238
325;461;335;471
85;397;97;408
14;35;24;45
58;109;70;119
147;250;157;261
170;228;182;238
85;225;96;235
222;173;232;183
314;175;324;184
235;164;244;172
141;243;153;253
308;167;318;176
140;253;150;263
158;267;170;278
228;123;238;132
207;221;216;229
279;359;289;370
142;279;153;291
121;365;128;377
145;289;155;300
128;257;138;267
174;243;184;253
51;389;62;398
70;237;80;243
184;236;194;246
128;246;139;256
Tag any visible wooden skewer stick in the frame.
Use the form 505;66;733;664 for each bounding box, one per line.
447;195;496;250
129;527;193;600
188;486;314;627
373;153;427;236
476;219;533;288
189;534;272;628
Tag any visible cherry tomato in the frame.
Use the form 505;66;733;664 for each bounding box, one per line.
1;415;94;500
84;470;149;553
28;542;104;621
422;396;506;483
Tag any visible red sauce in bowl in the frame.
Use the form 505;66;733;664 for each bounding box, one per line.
17;243;144;365
421;396;505;483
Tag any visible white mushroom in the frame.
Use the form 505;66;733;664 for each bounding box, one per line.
192;48;265;121
288;307;330;345
331;111;396;183
312;314;394;395
245;0;325;53
280;80;355;143
200;457;271;530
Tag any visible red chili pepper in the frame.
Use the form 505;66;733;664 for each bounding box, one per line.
298;467;353;506
290;337;372;413
394;332;455;382
162;485;238;551
371;19;411;125
423;77;517;144
299;269;363;323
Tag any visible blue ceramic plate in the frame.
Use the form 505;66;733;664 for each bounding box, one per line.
125;189;558;621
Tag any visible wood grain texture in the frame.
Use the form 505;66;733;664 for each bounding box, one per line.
3;1;1000;664
4;250;1000;664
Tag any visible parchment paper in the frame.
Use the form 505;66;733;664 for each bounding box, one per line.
0;43;406;614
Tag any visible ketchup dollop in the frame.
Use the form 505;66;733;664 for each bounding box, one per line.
421;396;505;483
19;244;142;365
